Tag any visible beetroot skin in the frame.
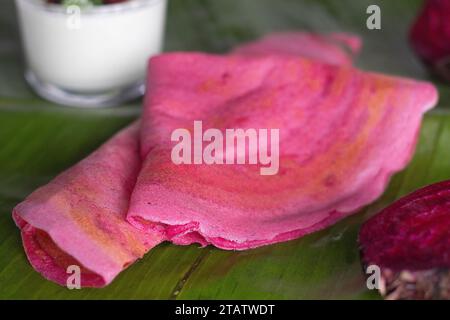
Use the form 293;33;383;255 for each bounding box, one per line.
359;180;450;299
410;0;450;81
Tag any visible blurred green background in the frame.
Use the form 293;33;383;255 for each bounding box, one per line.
0;0;449;299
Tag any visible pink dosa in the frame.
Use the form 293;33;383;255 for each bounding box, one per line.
12;32;438;287
233;32;361;65
13;123;164;287
129;52;437;250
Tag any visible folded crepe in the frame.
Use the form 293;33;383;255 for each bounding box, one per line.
13;123;164;287
128;53;438;250
233;32;361;65
12;32;438;287
13;32;362;287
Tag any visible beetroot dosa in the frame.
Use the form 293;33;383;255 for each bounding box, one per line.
233;32;361;65
13;123;164;287
13;32;363;287
12;32;438;287
128;53;438;250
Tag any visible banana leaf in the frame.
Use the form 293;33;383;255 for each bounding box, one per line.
0;0;449;299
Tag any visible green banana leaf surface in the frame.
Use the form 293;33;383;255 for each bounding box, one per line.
1;0;449;299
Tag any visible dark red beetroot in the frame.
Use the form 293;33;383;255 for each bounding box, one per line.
359;180;450;300
410;0;450;82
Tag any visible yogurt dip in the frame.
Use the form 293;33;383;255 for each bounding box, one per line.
15;0;168;107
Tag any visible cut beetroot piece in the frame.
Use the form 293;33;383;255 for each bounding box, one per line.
410;0;450;82
359;180;450;299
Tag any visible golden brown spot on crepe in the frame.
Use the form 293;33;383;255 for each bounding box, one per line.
297;59;323;92
197;76;241;96
298;75;393;198
256;91;276;111
51;190;147;265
